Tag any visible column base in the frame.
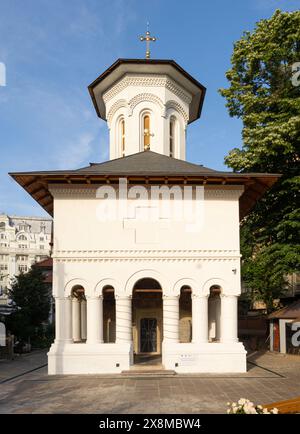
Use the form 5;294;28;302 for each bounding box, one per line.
162;341;247;373
48;342;133;375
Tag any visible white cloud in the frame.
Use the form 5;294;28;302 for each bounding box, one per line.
55;132;97;169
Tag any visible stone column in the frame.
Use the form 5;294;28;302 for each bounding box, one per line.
86;296;103;344
55;296;72;343
81;298;87;341
72;297;81;342
220;294;238;343
115;295;132;343
192;294;208;343
163;295;179;343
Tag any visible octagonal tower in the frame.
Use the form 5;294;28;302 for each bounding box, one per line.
88;59;206;160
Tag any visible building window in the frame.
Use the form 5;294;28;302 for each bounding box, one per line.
0;243;7;248
0;264;8;271
17;255;27;262
19;244;27;249
169;118;176;157
0;233;6;240
0;255;8;261
120;118;125;157
40;237;44;241
40;245;44;250
18;265;28;273
143;114;151;150
169;116;178;158
18;235;27;241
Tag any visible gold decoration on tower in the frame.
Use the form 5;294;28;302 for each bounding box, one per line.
139;22;156;59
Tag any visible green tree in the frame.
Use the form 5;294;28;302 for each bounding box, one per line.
219;10;300;312
7;266;50;343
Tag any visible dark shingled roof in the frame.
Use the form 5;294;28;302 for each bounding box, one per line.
77;151;218;175
9;151;280;219
268;300;300;320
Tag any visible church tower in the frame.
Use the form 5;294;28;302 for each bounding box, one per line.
88;42;206;161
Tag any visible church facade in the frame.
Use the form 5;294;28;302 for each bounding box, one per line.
10;58;279;374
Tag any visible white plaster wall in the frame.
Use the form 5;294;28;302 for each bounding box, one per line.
51;184;243;298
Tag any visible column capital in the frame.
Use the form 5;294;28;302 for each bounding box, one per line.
220;293;238;299
192;293;208;299
86;295;103;301
115;294;132;300
163;294;179;300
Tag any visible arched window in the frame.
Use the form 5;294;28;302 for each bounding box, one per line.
71;285;87;343
120;118;125;157
143;114;151;150
18;235;27;241
169;117;176;157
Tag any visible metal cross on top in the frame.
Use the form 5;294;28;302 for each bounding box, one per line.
139;23;157;59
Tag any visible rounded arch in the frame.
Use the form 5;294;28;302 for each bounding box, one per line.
202;278;227;296
16;232;28;241
165;100;188;124
129;93;164;116
107;99;127;127
64;278;88;297
94;278;122;296
124;269;168;296
173;278;200;296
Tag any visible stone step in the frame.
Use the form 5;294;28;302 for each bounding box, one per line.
121;369;176;377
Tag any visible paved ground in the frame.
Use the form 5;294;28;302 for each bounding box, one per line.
0;350;300;413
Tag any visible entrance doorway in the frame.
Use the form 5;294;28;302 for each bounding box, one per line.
140;318;157;352
132;278;163;365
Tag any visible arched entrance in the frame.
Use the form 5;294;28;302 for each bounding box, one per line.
208;285;221;342
132;278;163;365
103;285;116;343
71;285;87;343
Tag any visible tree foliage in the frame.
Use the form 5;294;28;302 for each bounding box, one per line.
219;10;300;311
7;266;50;341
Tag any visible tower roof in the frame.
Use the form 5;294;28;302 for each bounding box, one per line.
88;59;206;124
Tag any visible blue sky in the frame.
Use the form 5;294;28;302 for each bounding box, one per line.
0;0;298;217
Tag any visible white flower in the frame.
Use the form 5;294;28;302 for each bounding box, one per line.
238;398;247;405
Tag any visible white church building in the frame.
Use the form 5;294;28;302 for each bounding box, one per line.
11;53;278;374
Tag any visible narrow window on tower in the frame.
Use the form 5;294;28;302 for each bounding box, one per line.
169;117;175;157
143;114;150;150
120;118;125;157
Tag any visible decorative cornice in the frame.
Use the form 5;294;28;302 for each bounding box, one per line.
128;93;165;116
165;100;189;124
53;249;241;263
106;99;127;126
204;188;244;199
49;186;244;199
103;74;192;105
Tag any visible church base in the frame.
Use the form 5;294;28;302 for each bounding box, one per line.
47;342;133;375
162;341;247;373
47;341;247;375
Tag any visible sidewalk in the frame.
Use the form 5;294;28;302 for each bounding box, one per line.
0;349;48;382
